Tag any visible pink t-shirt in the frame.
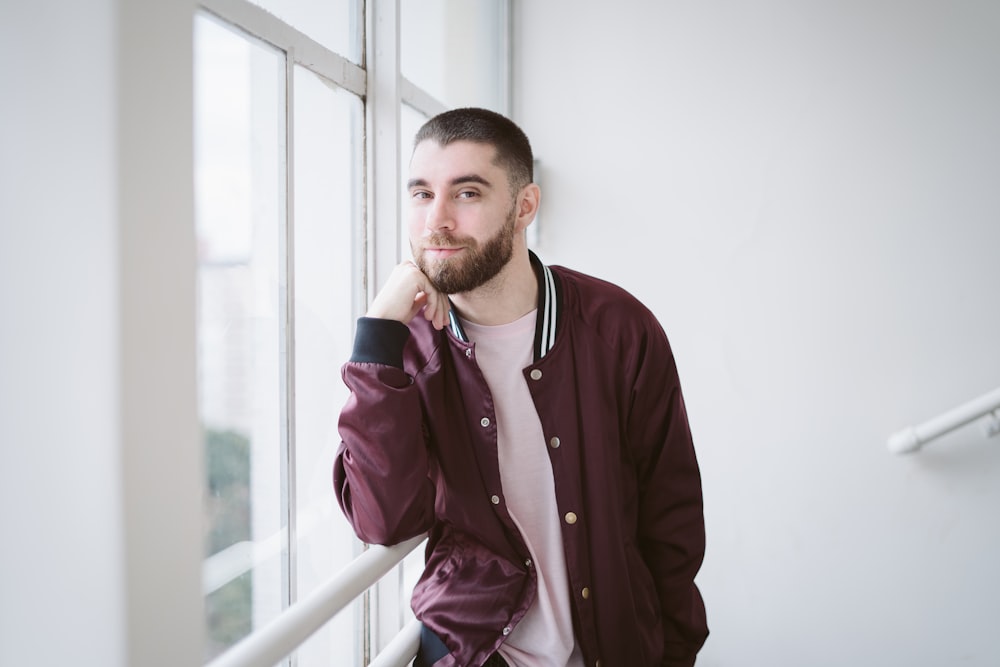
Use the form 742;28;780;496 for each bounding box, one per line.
462;312;584;667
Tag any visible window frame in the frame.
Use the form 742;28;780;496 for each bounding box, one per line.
194;0;511;664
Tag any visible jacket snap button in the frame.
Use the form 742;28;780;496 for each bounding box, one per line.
549;436;561;449
564;512;577;525
529;369;542;380
491;495;500;505
480;417;490;427
581;587;590;599
502;625;511;636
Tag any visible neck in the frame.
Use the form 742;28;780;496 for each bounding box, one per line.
450;245;537;326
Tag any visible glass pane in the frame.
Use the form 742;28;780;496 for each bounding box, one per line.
399;103;429;261
291;65;365;667
401;0;507;111
194;14;285;660
397;103;430;628
249;0;363;64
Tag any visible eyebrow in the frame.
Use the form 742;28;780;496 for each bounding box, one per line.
407;174;493;190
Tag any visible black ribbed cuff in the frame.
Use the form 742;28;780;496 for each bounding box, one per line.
350;317;411;369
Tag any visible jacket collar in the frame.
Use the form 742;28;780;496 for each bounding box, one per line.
447;250;561;362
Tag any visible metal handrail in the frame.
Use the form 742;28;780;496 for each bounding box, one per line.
206;534;425;667
888;386;1000;454
369;619;422;667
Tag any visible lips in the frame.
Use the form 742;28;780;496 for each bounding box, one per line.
423;246;464;260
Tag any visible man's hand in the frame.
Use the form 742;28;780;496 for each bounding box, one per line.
366;260;450;330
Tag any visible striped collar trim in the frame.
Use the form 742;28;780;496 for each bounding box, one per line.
447;251;560;361
447;309;466;342
535;260;558;359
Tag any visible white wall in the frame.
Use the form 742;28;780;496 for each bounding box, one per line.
1;3;124;665
515;1;1000;665
0;1;203;665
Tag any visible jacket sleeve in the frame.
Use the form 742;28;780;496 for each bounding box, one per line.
333;317;436;546
627;315;709;666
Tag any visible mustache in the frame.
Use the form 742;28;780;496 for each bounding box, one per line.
422;233;473;248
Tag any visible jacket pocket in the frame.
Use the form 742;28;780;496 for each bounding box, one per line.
411;529;526;663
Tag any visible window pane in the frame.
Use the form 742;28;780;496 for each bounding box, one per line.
249;0;363;63
397;104;429;630
291;65;364;666
194;14;285;660
399;103;428;261
401;0;507;111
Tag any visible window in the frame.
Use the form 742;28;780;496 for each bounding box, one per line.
195;16;285;657
401;0;509;112
193;1;509;664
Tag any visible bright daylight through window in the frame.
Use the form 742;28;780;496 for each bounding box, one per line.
193;1;508;665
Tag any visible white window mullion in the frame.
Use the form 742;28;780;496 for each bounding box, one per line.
399;76;447;120
364;0;403;308
278;46;299;659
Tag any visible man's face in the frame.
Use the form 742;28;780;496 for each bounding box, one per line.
407;140;520;295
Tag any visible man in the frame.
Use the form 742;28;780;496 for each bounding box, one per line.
335;108;707;667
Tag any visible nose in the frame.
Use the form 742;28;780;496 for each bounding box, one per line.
424;196;455;233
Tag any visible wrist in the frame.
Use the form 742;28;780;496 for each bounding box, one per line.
350;317;411;368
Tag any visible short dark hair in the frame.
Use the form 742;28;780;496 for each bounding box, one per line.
413;107;534;195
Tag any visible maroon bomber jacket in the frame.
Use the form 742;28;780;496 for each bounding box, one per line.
335;253;708;667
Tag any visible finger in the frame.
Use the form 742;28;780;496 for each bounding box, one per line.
421;292;437;324
411;291;429;318
423;289;449;331
437;296;451;330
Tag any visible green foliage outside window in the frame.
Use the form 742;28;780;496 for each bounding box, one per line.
204;428;252;657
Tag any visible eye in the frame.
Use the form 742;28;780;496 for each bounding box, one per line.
457;190;479;199
411;190;432;200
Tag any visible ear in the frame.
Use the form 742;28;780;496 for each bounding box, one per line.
515;183;541;232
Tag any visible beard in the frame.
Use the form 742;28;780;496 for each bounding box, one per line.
413;207;517;295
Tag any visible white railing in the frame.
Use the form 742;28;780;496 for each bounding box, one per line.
206;534;425;667
887;386;1000;454
368;619;423;667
